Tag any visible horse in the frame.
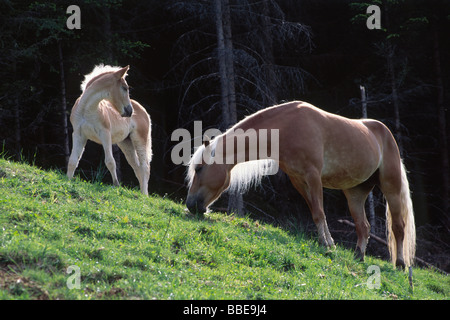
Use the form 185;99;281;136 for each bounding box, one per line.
186;101;416;268
67;64;152;195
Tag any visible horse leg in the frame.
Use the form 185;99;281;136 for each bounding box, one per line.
101;134;120;187
378;154;410;269
383;191;406;269
117;138;148;195
130;132;150;195
136;156;150;196
343;184;373;261
67;132;87;179
290;170;334;248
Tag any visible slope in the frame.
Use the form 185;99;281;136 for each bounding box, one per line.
0;158;447;300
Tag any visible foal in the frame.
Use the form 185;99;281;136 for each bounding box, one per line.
67;65;152;195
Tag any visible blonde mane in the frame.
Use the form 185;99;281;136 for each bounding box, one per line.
228;158;276;193
80;64;125;92
186;134;277;194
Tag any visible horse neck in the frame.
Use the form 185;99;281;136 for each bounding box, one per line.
77;85;108;116
210;114;279;193
217;114;279;166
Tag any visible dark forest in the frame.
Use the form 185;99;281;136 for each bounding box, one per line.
0;0;449;270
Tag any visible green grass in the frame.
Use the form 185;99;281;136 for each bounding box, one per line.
0;158;448;300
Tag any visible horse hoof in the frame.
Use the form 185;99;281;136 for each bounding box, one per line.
395;258;406;270
354;247;365;262
319;240;335;250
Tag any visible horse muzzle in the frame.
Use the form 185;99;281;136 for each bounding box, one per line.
186;196;206;215
122;104;133;117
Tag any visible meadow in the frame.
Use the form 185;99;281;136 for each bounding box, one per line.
0;158;448;300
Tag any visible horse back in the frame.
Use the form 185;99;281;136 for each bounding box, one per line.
277;103;389;189
69;97;81;126
130;99;151;143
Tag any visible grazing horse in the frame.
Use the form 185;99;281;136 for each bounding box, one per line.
186;101;416;268
67;64;152;195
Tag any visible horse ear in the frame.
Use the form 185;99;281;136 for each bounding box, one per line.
203;135;216;159
114;65;129;79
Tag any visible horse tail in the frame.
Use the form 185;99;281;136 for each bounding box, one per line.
146;117;152;162
385;160;416;267
131;99;152;163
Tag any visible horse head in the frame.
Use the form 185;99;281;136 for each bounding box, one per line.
186;139;231;214
106;65;133;117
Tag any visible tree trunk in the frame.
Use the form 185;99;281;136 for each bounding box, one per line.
432;18;449;218
386;44;403;157
261;0;277;105
214;0;231;126
58;41;70;166
13;98;20;161
360;85;376;232
103;6;122;183
383;4;403;157
12;61;21;161
222;0;237;125
214;0;243;215
103;6;114;64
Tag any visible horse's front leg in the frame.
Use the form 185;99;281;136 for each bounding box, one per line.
290;170;335;248
67;131;87;179
101;133;120;187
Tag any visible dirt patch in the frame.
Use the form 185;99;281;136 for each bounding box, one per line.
0;266;49;300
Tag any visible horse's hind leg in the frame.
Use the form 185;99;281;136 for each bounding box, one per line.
135;149;150;196
378;155;408;268
130;133;150;195
290;170;334;248
382;191;406;269
118;139;141;182
343;184;374;261
118;138;149;195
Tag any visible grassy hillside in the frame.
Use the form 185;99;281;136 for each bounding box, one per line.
0;158;448;300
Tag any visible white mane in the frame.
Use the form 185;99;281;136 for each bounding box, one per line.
186;135;277;194
228;158;277;193
80;64;123;92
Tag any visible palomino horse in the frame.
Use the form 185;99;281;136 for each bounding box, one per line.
67;64;152;195
186;101;416;268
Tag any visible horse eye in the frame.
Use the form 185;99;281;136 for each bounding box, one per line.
122;86;129;91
